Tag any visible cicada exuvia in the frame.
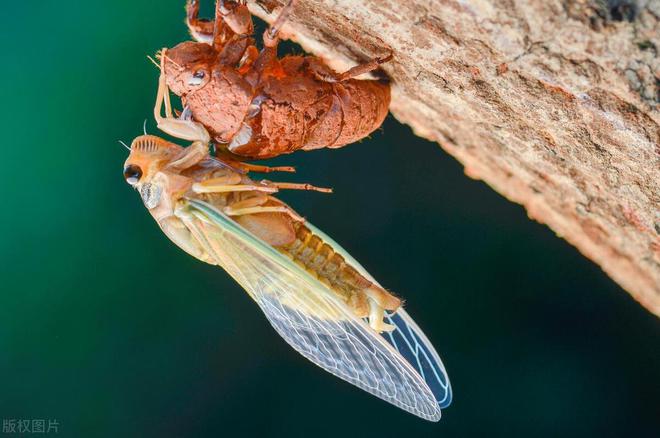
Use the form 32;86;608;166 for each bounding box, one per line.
121;59;452;421
161;0;391;159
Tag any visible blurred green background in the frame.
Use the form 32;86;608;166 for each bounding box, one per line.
1;1;658;437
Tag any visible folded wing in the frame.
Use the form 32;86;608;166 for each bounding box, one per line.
185;198;447;420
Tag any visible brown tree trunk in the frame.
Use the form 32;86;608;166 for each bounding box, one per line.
249;0;660;316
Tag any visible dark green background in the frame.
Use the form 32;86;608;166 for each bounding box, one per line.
1;1;658;437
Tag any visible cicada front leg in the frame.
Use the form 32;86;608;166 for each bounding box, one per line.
166;141;210;171
154;49;211;145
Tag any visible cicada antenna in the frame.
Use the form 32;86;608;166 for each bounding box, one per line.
118;140;131;151
146;54;160;70
152;49;184;71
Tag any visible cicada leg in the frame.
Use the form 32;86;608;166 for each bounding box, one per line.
236;162;296;173
251;0;295;77
154;49;211;144
262;0;295;48
216;0;253;40
223;194;269;210
166;141;210;171
193;176;331;194
186;0;214;43
362;285;401;332
192;184;278;194
227;196;304;222
311;52;393;83
211;153;295;174
159;215;215;264
366;302;396;332
185;0;253;46
266;182;333;193
336;52;393;81
226;205;304;222
192;177;279;194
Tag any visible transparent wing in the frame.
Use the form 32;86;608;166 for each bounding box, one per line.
382;310;452;408
184;198;445;421
304;222;452;408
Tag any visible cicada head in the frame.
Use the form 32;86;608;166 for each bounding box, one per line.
161;42;215;96
123;135;188;211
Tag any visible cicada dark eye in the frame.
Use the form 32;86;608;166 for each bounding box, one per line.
188;70;206;86
123;164;142;185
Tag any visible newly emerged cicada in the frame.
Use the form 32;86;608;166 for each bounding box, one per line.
159;0;392;159
122;54;451;421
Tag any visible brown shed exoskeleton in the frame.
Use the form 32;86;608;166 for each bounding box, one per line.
157;0;392;159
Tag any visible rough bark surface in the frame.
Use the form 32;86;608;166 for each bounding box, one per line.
249;0;660;316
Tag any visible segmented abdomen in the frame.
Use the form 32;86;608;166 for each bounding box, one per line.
302;79;391;151
229;57;391;159
280;222;374;297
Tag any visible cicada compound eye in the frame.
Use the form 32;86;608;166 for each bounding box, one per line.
123;164;142;185
188;70;206;86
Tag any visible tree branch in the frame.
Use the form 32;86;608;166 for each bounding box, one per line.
249;0;660;316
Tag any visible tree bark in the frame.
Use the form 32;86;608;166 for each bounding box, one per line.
249;0;660;316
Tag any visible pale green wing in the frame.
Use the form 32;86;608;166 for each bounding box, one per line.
183;198;442;421
304;223;452;408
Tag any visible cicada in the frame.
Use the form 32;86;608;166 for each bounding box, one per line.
159;0;391;159
121;58;451;421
